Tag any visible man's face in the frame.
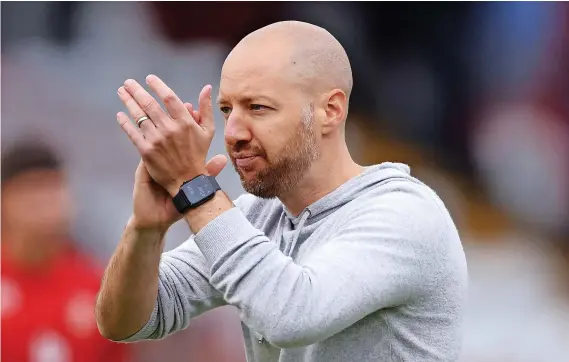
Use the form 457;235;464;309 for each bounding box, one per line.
2;170;72;248
219;45;321;198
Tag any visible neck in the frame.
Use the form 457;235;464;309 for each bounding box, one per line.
278;140;364;216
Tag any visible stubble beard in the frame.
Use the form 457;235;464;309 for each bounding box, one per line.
233;105;320;199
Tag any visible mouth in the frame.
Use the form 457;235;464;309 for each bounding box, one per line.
233;155;262;170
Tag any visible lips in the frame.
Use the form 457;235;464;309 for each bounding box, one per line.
235;156;259;168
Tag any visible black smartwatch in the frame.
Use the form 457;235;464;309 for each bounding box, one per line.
172;175;221;214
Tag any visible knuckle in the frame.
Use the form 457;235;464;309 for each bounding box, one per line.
140;145;153;158
179;120;191;130
153;133;166;145
163;92;177;104
162;125;177;139
142;100;157;112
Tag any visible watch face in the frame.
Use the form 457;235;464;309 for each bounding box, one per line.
182;175;215;205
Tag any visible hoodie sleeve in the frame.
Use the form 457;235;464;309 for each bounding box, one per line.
117;195;260;342
118;238;227;342
191;188;456;348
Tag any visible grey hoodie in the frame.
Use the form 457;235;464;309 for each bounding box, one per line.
121;163;468;361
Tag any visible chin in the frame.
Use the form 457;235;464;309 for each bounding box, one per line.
238;169;261;185
236;162;265;177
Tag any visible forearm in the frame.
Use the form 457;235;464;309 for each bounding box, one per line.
95;217;167;341
182;190;234;234
192;210;339;347
187;200;431;348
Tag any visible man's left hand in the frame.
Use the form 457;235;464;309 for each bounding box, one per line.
116;75;216;196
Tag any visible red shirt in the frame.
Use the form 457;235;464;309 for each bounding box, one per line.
1;247;130;362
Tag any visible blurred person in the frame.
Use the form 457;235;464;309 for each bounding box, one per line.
2;2;249;360
96;21;468;362
1;141;130;362
2;1;246;260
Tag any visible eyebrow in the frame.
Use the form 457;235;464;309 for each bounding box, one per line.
217;95;278;105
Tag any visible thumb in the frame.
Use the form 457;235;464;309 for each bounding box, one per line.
205;154;227;177
134;159;151;182
198;85;215;131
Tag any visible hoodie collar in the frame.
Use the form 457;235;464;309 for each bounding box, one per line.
282;162;411;224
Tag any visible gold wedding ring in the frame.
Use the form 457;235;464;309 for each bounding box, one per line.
136;116;150;128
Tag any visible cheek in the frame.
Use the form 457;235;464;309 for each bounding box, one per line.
255;129;283;161
249;109;306;157
18;191;72;228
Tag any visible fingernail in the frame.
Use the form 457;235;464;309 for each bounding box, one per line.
124;79;135;88
146;74;156;83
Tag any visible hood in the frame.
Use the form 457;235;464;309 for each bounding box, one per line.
284;162;413;226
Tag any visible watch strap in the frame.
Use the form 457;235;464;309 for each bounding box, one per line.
172;175;220;213
207;175;221;191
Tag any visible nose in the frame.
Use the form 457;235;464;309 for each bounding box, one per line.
224;110;252;147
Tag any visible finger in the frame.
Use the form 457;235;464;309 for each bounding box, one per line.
198;85;215;131
117;112;149;153
145;74;188;121
204;154;228;177
118;86;160;139
184;103;201;125
123;79;169;128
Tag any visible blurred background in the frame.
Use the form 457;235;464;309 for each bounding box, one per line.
1;1;569;361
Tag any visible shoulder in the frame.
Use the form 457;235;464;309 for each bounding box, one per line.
359;174;452;224
339;175;468;293
372;176;467;274
342;176;464;260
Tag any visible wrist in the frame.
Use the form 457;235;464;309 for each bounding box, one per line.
166;183;181;198
167;170;207;197
127;215;170;237
183;191;234;234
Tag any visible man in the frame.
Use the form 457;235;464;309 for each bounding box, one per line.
95;21;468;361
1;141;130;362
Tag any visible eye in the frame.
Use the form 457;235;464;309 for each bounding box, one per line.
250;104;268;111
220;106;231;115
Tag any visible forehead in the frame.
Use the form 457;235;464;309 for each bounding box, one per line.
3;170;65;197
218;45;300;103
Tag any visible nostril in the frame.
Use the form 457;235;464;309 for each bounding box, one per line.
234;140;250;152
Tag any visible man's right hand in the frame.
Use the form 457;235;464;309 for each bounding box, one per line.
130;154;227;232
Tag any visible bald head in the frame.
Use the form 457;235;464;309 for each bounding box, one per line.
224;21;353;100
219;22;355;199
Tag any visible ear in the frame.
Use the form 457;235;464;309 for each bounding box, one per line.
320;89;347;135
